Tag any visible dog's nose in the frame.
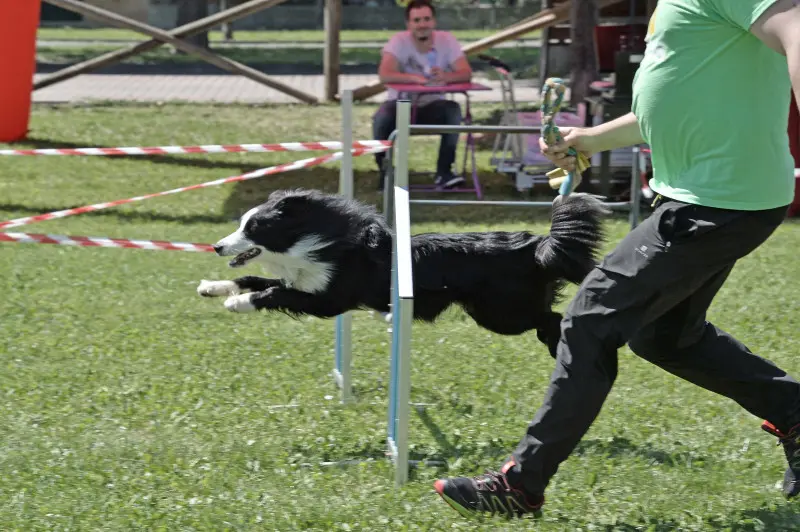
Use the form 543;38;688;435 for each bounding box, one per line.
213;244;224;255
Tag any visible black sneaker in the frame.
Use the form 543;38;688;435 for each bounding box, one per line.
761;420;800;498
434;173;465;189
434;460;544;518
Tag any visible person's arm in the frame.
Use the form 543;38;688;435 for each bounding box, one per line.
537;112;645;172
581;112;645;153
749;0;800;111
431;55;472;84
378;52;427;85
430;34;472;84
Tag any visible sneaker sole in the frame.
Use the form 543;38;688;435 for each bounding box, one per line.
442;179;465;189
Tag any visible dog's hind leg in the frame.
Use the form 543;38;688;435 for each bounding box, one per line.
536;312;564;360
197;276;282;298
412;291;454;323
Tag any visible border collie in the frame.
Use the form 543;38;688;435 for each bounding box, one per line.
197;189;608;357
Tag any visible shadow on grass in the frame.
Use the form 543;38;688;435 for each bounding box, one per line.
578;502;799;531
3;136;652;227
574;436;710;468
727;504;800;531
0;202;229;227
221;167;642;226
0;162;666;232
393;428;713;475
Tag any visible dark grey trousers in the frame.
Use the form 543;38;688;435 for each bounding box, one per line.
507;196;800;495
372;99;462;176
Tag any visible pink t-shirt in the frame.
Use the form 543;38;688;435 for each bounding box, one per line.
382;30;464;105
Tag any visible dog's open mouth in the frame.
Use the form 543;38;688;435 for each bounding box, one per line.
229;247;262;268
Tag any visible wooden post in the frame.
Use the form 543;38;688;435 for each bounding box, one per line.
324;0;342;102
41;0;318;104
538;0;554;89
176;0;209;49
569;0;599;106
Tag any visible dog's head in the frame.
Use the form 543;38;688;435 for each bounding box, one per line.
213;189;347;269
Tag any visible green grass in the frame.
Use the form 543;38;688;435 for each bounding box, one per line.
1;103;799;530
35;44;540;78
37;28;529;43
34;44;394;67
35;27;543;78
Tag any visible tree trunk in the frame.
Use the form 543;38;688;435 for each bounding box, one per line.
569;0;599;106
176;0;209;50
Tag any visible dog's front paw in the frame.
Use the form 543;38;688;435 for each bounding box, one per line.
197;279;240;298
224;293;256;313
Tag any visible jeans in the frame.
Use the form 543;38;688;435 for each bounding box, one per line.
372;98;463;181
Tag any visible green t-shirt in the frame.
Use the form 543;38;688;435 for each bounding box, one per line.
631;0;794;210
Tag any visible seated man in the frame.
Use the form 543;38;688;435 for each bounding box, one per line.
373;0;472;190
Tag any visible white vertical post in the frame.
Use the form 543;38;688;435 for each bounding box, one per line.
334;90;354;403
388;100;412;486
394;101;410;190
339;90;354;198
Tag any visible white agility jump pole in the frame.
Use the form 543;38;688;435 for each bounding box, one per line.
332;96;441;485
334;89;355;404
387;99;414;486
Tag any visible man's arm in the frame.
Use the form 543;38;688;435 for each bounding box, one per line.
378;52;427;85
434;55;472;84
434;34;472;84
750;0;800;111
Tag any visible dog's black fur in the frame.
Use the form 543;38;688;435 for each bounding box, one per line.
199;188;608;357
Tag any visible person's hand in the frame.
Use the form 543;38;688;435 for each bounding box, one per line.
409;74;428;85
428;67;447;84
538;127;597;173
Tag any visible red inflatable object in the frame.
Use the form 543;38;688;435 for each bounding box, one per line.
0;1;42;142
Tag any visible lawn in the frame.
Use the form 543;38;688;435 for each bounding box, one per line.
0;102;798;530
34;44;541;79
37;28;529;44
35;28;543;79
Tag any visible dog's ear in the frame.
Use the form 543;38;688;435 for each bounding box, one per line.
275;194;310;215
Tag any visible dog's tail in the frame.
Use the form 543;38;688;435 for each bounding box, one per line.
535;193;610;284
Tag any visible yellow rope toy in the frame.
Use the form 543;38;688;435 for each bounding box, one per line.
540;78;591;195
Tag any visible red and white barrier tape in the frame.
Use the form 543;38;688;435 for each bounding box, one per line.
0;232;214;253
0;146;387;230
0;140;391;157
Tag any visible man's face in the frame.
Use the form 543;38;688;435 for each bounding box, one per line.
406;6;435;42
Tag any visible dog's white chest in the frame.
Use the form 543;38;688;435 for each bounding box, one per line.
255;236;333;293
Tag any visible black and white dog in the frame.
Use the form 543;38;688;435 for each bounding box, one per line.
197;189;608;357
